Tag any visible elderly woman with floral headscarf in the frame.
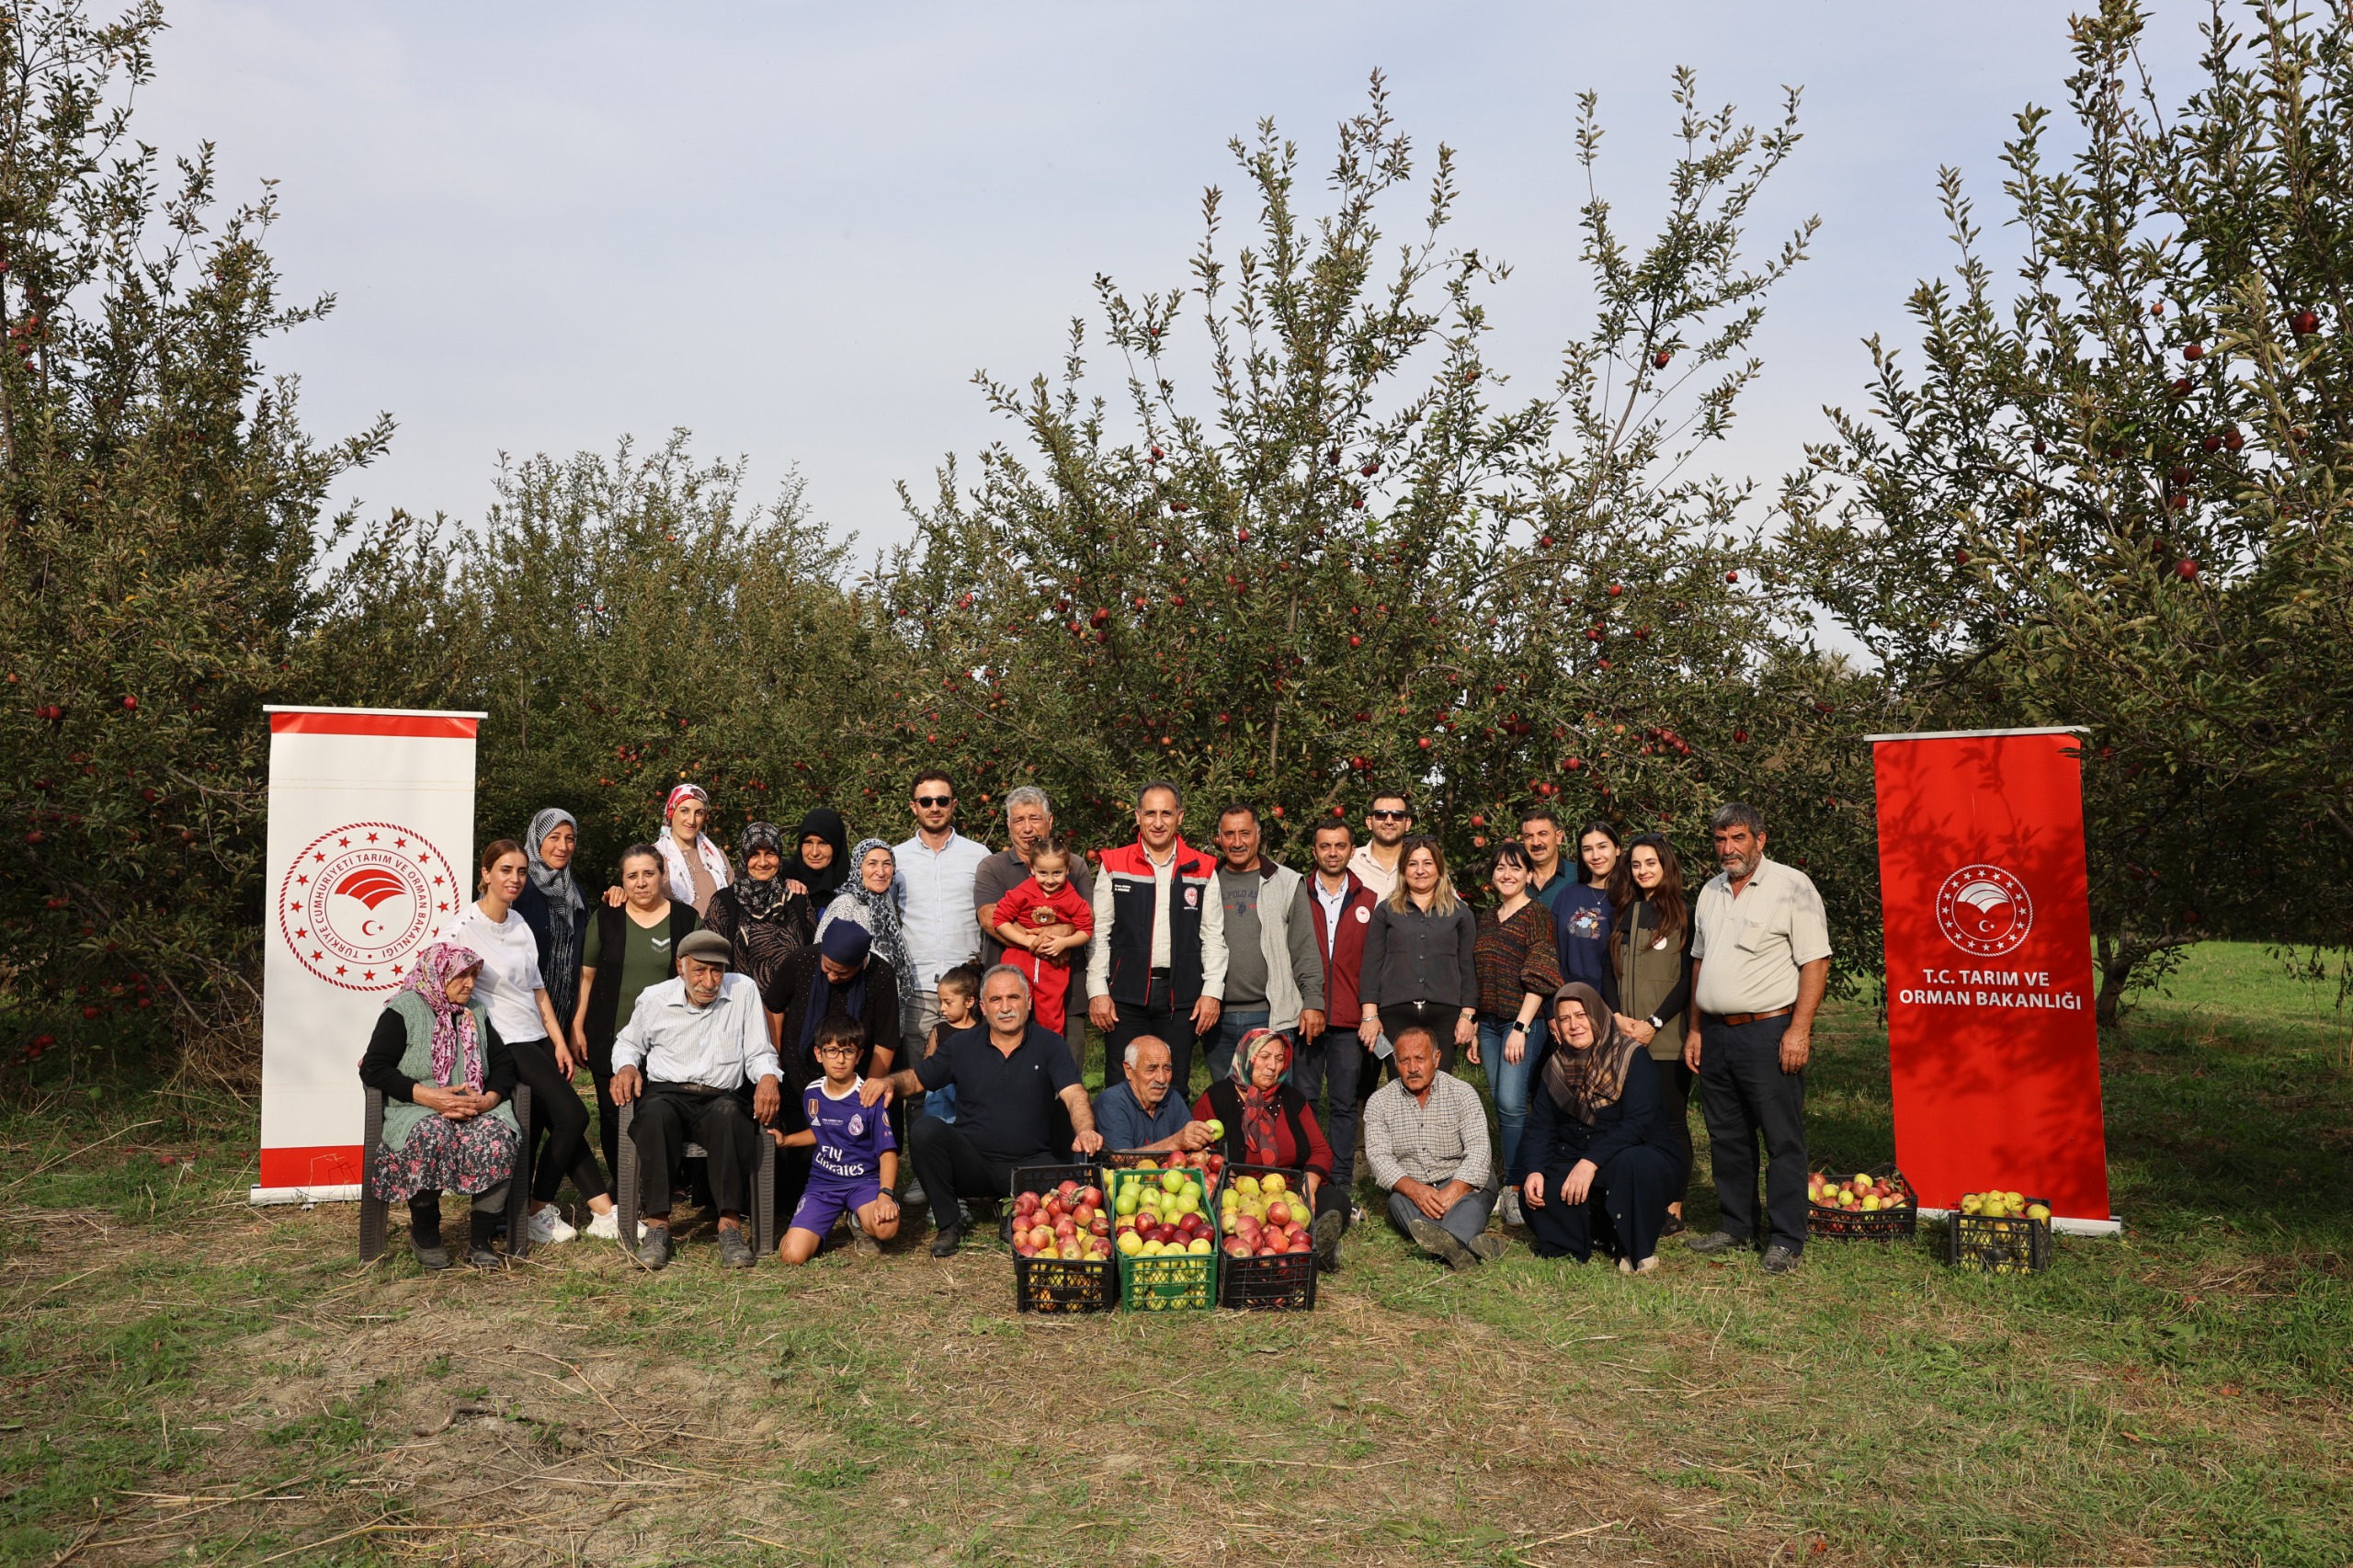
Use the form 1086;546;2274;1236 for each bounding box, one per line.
1511;982;1687;1271
656;783;732;915
1194;1026;1347;1271
358;942;523;1270
704;820;813;996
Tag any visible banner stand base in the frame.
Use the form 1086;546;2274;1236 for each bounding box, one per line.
1920;1207;2121;1239
250;1184;362;1208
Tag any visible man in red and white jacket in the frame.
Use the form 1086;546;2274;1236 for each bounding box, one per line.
1300;818;1381;1200
1086;781;1222;1097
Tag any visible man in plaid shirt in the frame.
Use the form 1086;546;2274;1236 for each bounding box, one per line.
1363;1026;1505;1269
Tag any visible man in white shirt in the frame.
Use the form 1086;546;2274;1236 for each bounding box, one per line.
1347;790;1414;899
611;930;781;1270
892;768;994;1065
1681;801;1833;1276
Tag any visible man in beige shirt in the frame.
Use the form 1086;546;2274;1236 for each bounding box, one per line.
1681;801;1831;1275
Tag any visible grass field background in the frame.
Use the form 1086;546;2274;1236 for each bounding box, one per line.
1;942;2347;1565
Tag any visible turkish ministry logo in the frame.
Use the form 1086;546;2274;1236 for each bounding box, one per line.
1935;863;2035;958
278;822;455;991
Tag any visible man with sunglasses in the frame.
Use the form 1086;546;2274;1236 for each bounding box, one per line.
1348;792;1414;900
893;769;992;1083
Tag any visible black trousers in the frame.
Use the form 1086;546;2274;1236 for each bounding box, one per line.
1697;1016;1808;1253
509;1036;608;1204
1377;1002;1460;1075
1292;1032;1368;1199
1523;1146;1680;1262
1107;985;1199;1097
907;1118;1048;1233
631;1084;761;1216
1652;1053;1697;1208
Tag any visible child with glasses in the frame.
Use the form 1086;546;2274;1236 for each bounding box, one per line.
776;1017;901;1261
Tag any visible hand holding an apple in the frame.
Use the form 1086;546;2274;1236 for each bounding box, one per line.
1176;1119;1217;1152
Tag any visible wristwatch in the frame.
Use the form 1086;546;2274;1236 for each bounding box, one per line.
1507;1022;1528;1035
1647;1015;1665;1031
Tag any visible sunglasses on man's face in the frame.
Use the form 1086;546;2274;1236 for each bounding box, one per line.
1370;809;1410;821
914;795;954;808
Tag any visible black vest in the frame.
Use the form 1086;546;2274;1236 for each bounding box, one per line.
1203;1078;1317;1171
1099;841;1215;1008
582;900;700;1053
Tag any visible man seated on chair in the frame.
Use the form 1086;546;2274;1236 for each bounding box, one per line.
611;927;782;1270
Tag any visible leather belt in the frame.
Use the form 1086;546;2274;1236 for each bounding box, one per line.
1707;1006;1792;1028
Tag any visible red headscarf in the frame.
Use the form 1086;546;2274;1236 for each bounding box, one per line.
1228;1027;1293;1165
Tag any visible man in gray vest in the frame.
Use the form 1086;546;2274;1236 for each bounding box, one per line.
1199;802;1326;1083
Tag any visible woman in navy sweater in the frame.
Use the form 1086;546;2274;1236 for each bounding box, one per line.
1511;982;1687;1270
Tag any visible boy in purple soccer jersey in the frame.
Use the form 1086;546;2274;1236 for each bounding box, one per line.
777;1018;901;1261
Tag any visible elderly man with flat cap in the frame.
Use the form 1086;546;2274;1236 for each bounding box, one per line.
611;927;782;1269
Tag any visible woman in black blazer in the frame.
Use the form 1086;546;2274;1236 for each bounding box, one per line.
1512;982;1687;1270
1355;836;1479;1073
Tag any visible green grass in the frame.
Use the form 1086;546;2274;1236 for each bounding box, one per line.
0;941;2347;1565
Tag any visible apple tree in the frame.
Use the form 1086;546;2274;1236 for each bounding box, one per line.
1777;0;2353;1020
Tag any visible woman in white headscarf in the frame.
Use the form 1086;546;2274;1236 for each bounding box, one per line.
656;783;732;915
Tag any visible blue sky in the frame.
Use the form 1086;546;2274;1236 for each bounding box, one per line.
138;3;2211;558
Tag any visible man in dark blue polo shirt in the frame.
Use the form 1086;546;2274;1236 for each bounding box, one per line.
861;964;1102;1255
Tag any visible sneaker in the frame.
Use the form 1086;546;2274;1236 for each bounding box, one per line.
411;1236;452;1272
1498;1188;1524;1227
1469;1233;1508;1263
1685;1229;1744;1256
1761;1244;1802;1275
584;1208;631;1242
929;1225;963;1258
635;1225;674;1270
1311;1210;1344;1272
904;1178;927;1207
527;1206;577;1245
1407;1217;1478;1272
717;1225;756;1269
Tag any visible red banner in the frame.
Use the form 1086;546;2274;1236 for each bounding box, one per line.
1870;728;2111;1221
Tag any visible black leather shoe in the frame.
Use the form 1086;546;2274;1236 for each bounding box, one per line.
1311;1210;1344;1272
717;1226;756;1269
1761;1244;1802;1275
929;1225;963;1258
1685;1229;1743;1256
636;1226;675;1270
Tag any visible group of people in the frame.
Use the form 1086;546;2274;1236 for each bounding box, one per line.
359;770;1831;1279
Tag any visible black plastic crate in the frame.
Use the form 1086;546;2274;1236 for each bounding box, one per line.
1946;1195;2054;1275
1216;1164;1319;1311
1008;1164;1116;1313
1807;1162;1919;1242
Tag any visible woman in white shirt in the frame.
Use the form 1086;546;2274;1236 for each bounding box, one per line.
449;839;622;1244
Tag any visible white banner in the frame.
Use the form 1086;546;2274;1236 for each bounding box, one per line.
253;706;483;1204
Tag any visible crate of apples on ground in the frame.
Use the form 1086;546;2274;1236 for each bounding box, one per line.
1220;1171;1313;1259
1107;1164;1219;1311
1806;1165;1918;1240
1010;1179;1114;1263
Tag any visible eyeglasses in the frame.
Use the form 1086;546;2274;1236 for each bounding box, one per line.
1369;809;1410;821
914;795;954;808
814;1043;861;1057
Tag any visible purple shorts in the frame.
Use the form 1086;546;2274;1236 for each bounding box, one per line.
790;1175;882;1236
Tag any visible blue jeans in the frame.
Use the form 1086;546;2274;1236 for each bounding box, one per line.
1202;1006;1273;1086
1480;1017;1538;1178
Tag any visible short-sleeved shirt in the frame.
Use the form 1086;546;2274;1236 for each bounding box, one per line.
802;1077;896;1181
445;904;546;1044
1689;858;1832;1017
1093;1078;1189;1151
912;1022;1081;1161
975;847;1093;967
1552;883;1612;989
583;909;677;1038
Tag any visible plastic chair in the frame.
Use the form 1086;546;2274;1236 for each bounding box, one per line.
615;1097;777;1259
359;1084;534;1262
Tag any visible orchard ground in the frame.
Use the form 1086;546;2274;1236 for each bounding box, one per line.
2;943;2347;1567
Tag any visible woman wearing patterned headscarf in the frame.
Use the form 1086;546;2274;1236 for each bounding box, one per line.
358;942;523;1270
815;838;918;1017
656;783;732;915
514;808;587;1031
1511;982;1685;1270
703;820;813;996
1195;1026;1348;1271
